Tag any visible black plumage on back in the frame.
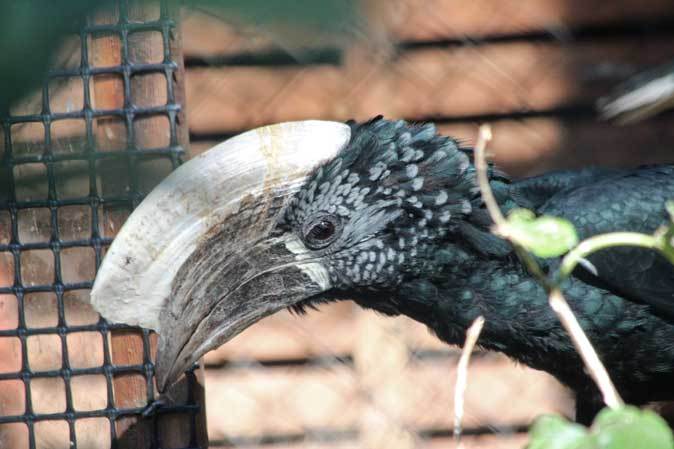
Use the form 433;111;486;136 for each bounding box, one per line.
279;117;674;423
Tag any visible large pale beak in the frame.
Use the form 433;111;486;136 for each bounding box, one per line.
90;121;350;391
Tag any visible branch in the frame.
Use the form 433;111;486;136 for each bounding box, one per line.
473;125;551;287
548;289;623;409
472;124;624;410
473;125;503;226
454;315;485;448
558;232;665;281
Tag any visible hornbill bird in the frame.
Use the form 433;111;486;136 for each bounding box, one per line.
90;118;674;424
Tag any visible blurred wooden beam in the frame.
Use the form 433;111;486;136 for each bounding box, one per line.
181;0;674;57
204;344;572;441
192;113;674;181
185;37;674;135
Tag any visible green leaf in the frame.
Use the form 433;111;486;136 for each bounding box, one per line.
528;415;589;449
589;406;674;449
505;209;579;258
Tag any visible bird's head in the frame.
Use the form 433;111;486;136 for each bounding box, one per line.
91;118;479;391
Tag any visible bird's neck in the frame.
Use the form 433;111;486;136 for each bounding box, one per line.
378;246;578;372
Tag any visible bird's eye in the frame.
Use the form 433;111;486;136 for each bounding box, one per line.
302;214;342;249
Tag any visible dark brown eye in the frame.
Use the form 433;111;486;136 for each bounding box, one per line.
303;215;342;249
309;219;335;240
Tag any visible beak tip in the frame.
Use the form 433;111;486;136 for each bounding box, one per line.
156;364;181;394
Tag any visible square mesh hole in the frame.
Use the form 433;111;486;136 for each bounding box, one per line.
71;375;107;411
96;159;131;197
27;335;63;371
49;77;84;114
31;378;66;414
131;72;167;107
51;119;87;154
0;295;18;330
0;252;15;288
128;0;161;22
35;420;70;449
90;72;124;109
0;337;21;373
61;247;96;284
58;206;92;241
133;114;170;149
24;292;58;329
88;33;122;67
0;211;11;244
54;160;90;200
17;208;51;244
112;373;147;407
0;380;25;415
98;205;131;239
68;332;104;369
137;156;173;195
129;31;164;63
75;418;111;448
94;115;128;151
111;330;147;366
0;423;29;448
0;166;10;203
20;249;54;286
64;290;99;326
13;163;48;201
11;122;45;157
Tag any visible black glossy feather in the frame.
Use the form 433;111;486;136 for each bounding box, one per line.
279;118;674;423
532;166;674;319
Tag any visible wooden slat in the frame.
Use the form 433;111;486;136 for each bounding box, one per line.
436;116;674;176
181;0;674;58
181;9;274;59
424;434;529;449
375;0;674;42
185;38;674;135
204;351;572;439
208;433;530;449
209;443;357;449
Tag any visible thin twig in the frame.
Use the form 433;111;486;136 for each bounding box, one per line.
454;315;485;448
548;290;623;409
473;124;550;286
557;232;674;282
559;232;664;281
473;125;503;226
471;125;624;410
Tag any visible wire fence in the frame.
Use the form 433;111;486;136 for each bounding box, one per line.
0;1;206;448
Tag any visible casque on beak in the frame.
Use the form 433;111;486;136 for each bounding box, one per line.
90;121;350;391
